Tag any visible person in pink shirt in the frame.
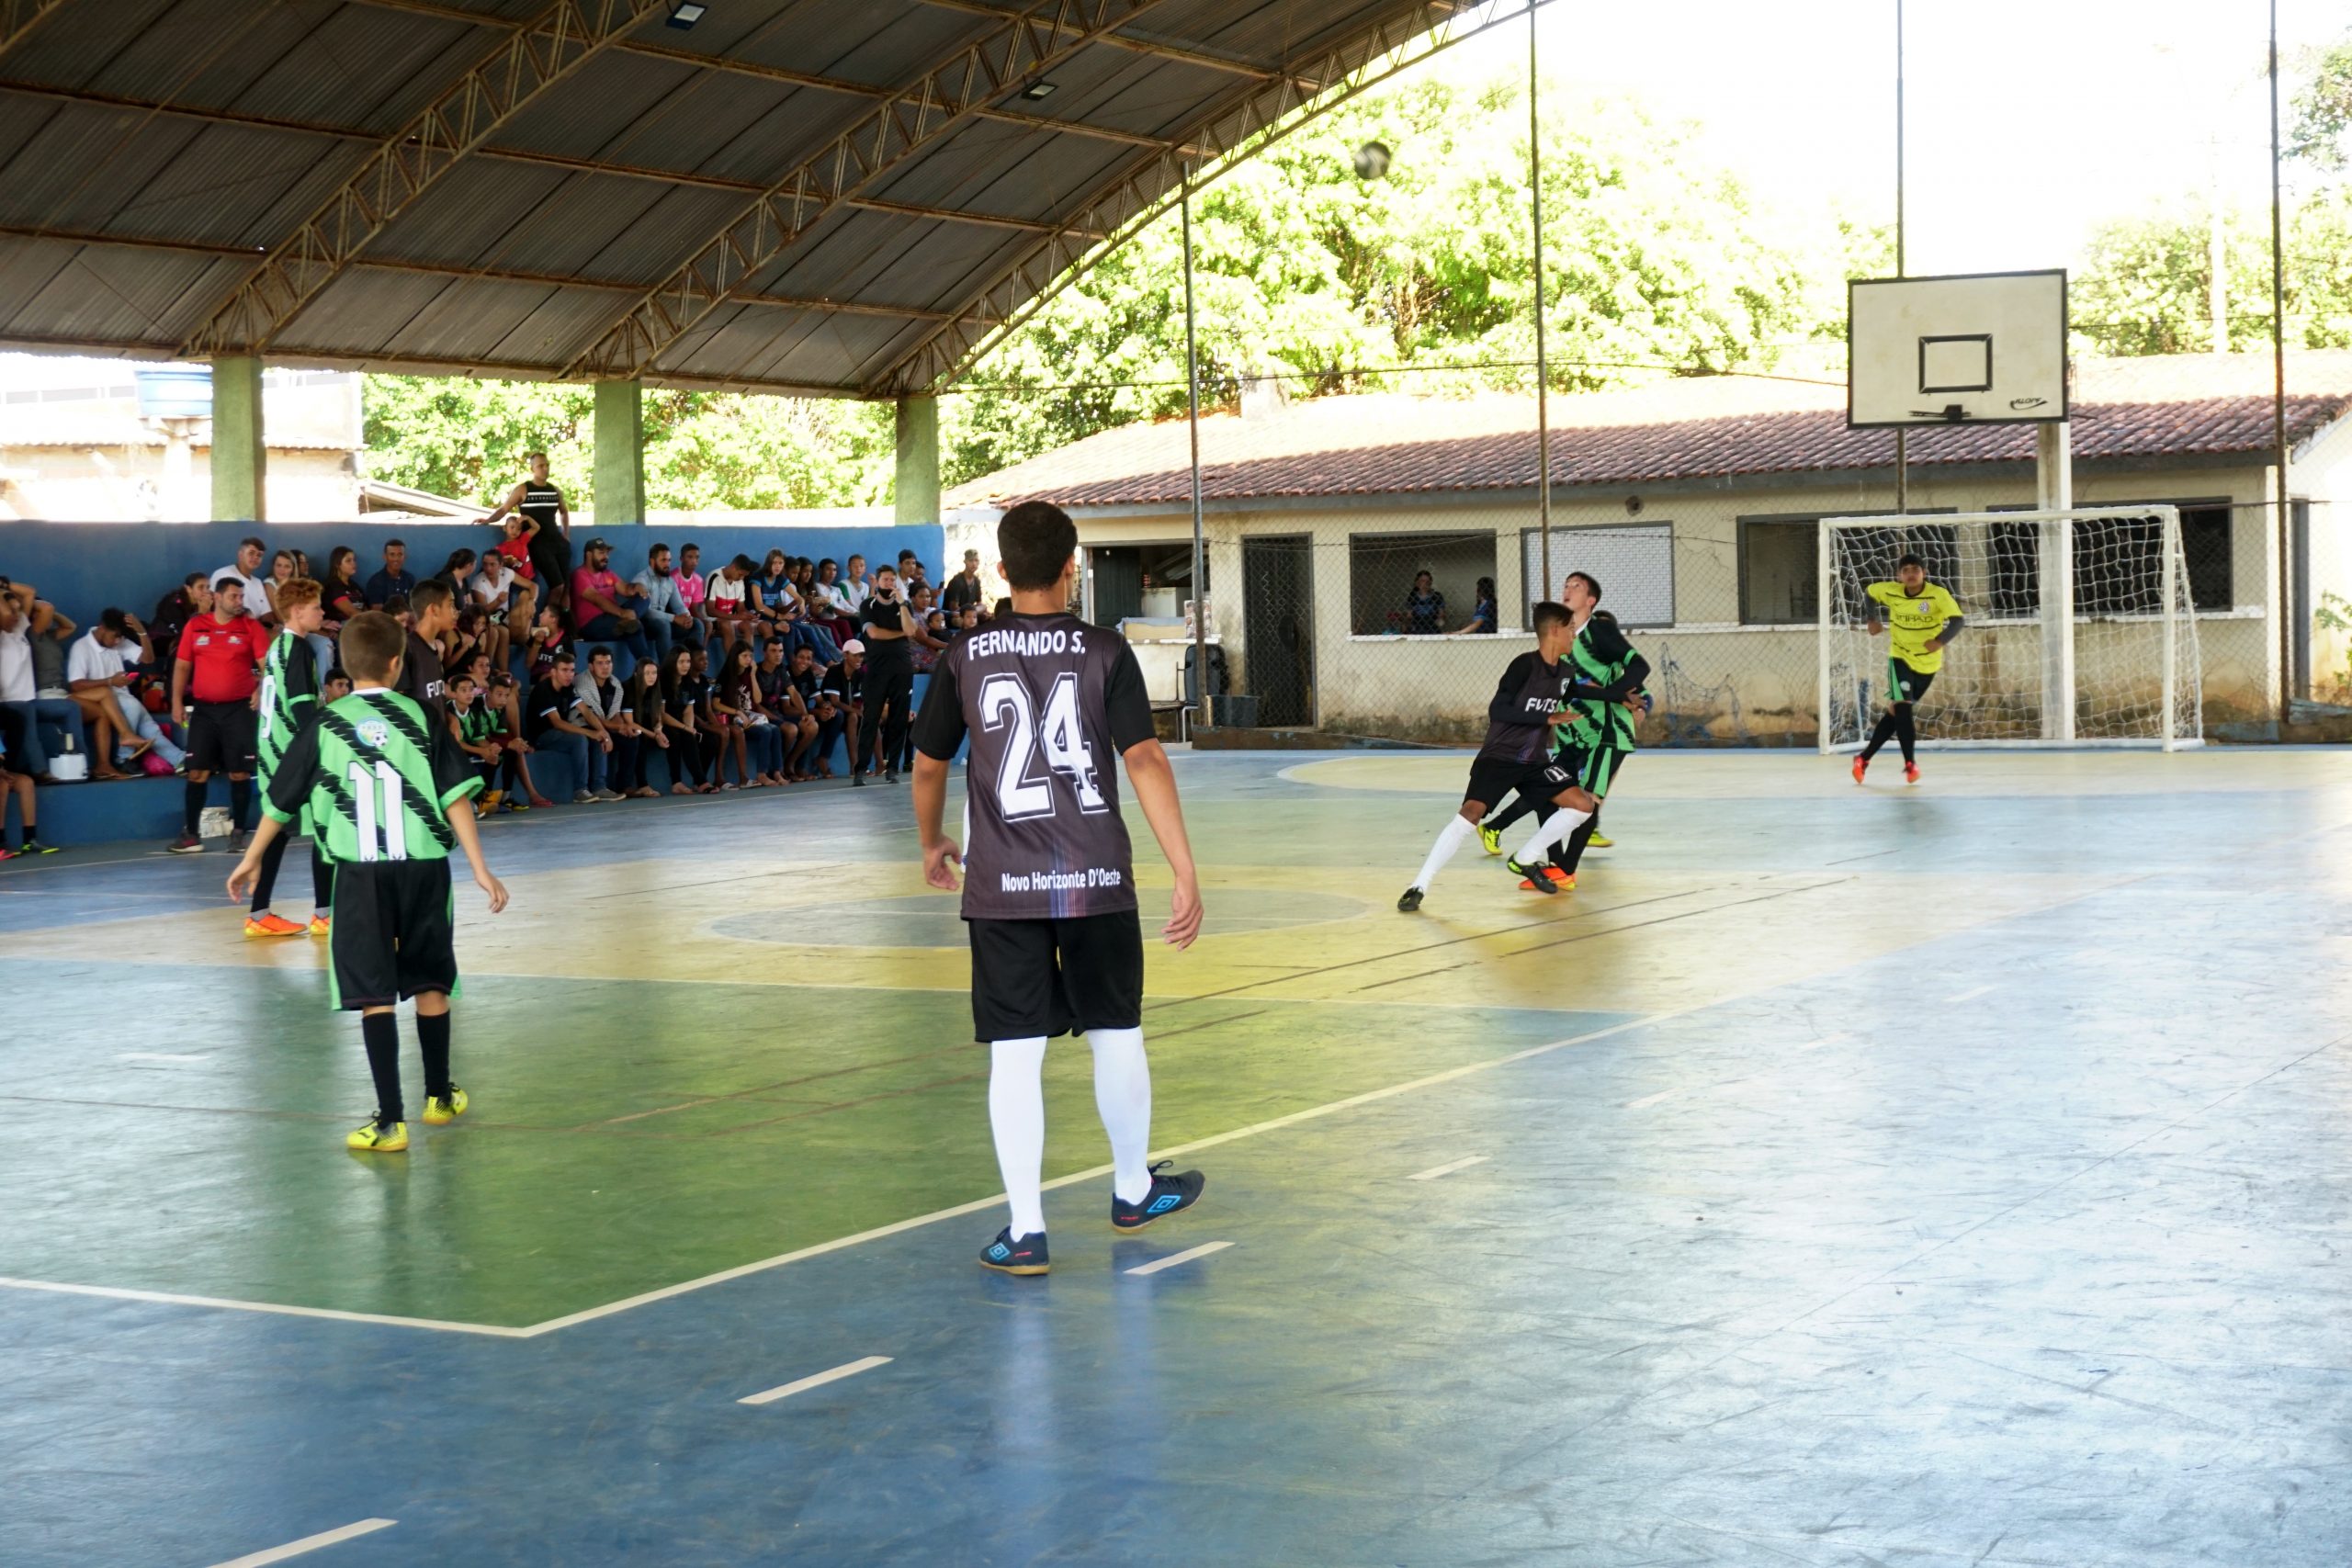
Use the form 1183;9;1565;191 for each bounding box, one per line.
568;537;651;664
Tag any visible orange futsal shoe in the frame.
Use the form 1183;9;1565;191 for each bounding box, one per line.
243;912;307;939
1851;756;1868;784
1904;761;1922;785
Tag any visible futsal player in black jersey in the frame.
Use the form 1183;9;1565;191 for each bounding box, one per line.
912;502;1206;1278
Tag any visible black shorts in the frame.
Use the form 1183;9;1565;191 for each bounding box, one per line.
329;860;459;1010
1464;755;1569;811
187;700;257;774
967;910;1144;1042
1889;658;1936;705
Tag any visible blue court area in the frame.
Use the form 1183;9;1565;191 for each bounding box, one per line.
6;748;2351;1565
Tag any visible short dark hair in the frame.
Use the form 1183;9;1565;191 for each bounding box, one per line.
682;541;700;556
450;670;477;690
649;540;670;557
183;570;207;589
998;501;1078;592
324;666;351;686
384;537;405;549
339;612;405;682
1532;600;1573;633
99;607;132;635
730;554;757;573
551;648;576;667
381;592;410;616
526;450;548;464
240;535;265;552
589;644;613;662
1897;553;1924;570
1566;570;1601;602
410;579;454;618
817;557;836;572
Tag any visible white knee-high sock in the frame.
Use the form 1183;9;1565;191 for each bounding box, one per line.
1087;1027;1153;1204
988;1036;1050;1239
1511;806;1590;864
1412;815;1476;891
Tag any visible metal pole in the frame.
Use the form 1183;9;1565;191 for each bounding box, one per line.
1182;167;1211;731
1530;0;1553;604
1893;0;1908;515
2268;0;2293;717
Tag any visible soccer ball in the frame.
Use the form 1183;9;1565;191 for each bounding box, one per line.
1351;141;1392;181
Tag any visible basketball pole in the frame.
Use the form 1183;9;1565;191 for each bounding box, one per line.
2267;0;2293;719
1892;0;1908;516
1182;163;1211;732
1530;0;1554;604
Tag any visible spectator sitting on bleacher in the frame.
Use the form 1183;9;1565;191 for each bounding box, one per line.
37;604;145;779
784;644;836;779
210;537;269;620
657;644;711;794
527;649;605;806
570;538;651;667
704;555;756;654
149;572;211;671
571;646;631;803
254;549;298;632
521;604;565;682
364;539;416;607
619;656;668;798
468;651;547;810
322;549;367;630
631;541;699;666
943;548;985;616
675;543;709;647
823;640;865;785
1;580;97;783
71;609;184;772
464;555;514;675
447;669;503;801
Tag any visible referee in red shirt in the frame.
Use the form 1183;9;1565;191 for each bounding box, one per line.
168;576;264;853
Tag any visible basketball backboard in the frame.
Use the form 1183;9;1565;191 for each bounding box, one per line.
1848;269;2067;428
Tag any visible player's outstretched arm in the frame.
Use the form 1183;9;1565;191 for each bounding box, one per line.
447;801;509;914
912;752;961;891
1121;739;1201;949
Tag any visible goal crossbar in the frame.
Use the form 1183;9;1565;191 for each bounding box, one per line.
1816;506;2203;754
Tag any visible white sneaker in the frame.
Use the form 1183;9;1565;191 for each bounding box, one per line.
594;789;624;802
571;790;594;804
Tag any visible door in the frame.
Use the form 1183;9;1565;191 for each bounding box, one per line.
1088;547;1143;629
1242;535;1314;728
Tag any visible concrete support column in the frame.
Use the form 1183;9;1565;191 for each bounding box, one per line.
209;355;266;522
895;393;940;528
594;379;646;527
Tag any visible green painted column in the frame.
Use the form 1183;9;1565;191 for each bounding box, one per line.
895;393;940;528
594;379;646;527
209;355;266;521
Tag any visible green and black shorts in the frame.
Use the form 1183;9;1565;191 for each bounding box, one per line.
1888;657;1936;705
1555;739;1627;801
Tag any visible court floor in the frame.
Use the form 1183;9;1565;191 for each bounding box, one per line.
5;747;2349;1565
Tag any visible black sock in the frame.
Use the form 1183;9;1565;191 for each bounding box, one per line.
249;830;288;912
1487;795;1534;836
360;1011;404;1125
311;848;334;918
1555;815;1600;874
1894;705;1917;764
1860;712;1897;762
229;778;253;829
417;1008;452;1100
184;780;206;836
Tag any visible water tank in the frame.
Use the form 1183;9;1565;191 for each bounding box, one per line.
134;365;212;420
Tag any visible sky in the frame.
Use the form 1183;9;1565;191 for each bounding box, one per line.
1435;0;2346;276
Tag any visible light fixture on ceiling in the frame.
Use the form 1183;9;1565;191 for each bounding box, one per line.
667;2;707;28
1020;80;1057;100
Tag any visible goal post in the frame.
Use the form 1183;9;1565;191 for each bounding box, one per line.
1816;506;2203;752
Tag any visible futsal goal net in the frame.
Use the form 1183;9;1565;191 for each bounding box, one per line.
1817;507;2202;751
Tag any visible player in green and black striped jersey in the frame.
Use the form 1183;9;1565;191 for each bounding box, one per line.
1482;576;1649;889
230;611;509;1154
243;578;336;938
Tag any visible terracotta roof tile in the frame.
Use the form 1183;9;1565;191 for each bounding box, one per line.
945;352;2352;512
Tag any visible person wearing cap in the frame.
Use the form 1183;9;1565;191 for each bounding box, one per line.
570;537;651;666
822;639;867;784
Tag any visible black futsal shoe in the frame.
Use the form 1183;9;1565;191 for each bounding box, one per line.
1112;1162;1205;1231
1505;856;1558;894
978;1227;1049;1276
1396;886;1425;913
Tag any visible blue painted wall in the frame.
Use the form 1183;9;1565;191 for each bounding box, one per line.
0;520;945;626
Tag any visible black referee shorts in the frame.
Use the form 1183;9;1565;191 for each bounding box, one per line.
186;700;257;774
329;860;459;1011
967;910;1144;1042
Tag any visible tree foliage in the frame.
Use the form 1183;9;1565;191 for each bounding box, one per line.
938;76;1876;488
2290;37;2352;171
2072;191;2352;356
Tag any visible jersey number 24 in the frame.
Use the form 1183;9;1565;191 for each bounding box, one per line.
980;671;1106;819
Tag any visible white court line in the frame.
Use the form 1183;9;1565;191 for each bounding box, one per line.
119;1052;210;1064
739;1355;892;1406
1125;1241;1233;1276
1407;1155;1488;1181
0;996;1740;1337
1624;1087;1680;1110
1947;984;1998;1003
206;1517;395;1567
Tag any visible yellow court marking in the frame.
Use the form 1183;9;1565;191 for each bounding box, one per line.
1283;748;2352;799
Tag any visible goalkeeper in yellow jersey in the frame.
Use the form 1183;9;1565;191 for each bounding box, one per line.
1854;553;1963;785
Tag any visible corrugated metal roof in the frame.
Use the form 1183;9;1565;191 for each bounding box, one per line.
0;0;1477;394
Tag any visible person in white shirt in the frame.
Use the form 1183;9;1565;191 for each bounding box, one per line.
704;555;754;653
209;537;270;620
469;553;518;673
0;581;95;779
841;553;872;615
67;608;185;769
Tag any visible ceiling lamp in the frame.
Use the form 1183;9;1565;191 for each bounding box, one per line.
667;2;707;28
1021;80;1057;100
